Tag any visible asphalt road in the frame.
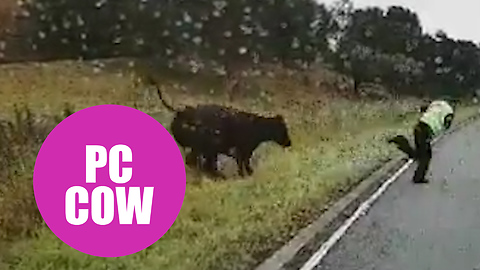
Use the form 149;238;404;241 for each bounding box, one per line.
309;119;480;270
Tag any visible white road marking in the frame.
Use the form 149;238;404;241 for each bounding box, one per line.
299;132;446;270
299;159;414;270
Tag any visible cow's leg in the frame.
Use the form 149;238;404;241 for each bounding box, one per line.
204;154;216;172
204;153;226;180
244;153;254;176
236;151;254;176
235;153;247;177
196;154;207;171
226;147;244;177
186;149;204;171
235;159;244;177
185;150;197;167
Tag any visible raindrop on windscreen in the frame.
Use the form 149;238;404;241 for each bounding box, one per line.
239;47;248;55
192;36;202;45
182;32;191;40
212;10;221;17
135;38;144;46
183;12;192;23
95;0;107;8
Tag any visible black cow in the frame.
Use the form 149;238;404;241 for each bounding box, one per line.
157;87;292;178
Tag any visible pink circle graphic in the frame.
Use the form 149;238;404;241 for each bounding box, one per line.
33;105;186;257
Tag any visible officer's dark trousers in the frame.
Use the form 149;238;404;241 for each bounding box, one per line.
412;122;433;182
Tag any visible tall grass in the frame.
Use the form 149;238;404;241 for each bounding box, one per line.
0;104;73;242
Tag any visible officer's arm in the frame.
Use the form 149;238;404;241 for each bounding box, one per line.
444;113;454;129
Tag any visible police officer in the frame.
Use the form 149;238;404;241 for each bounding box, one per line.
389;100;455;183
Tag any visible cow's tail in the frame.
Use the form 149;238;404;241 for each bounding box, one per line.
388;135;416;159
156;85;178;113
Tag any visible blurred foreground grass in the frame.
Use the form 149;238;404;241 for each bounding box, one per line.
0;60;478;270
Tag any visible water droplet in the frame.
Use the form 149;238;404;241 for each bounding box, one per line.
135;38;144;45
259;30;269;37
95;0;107;8
138;3;146;10
183;12;192;23
239;47;247;54
240;25;253;35
182;32;190;40
63;19;72;29
192;36;202;45
291;38;300;49
21;9;30;18
213;0;227;10
113;37;122;44
77;15;85;26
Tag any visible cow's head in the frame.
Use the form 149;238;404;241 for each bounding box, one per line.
269;115;292;148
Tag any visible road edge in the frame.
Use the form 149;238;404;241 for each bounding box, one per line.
254;109;480;270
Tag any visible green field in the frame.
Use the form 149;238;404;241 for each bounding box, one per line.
0;59;477;270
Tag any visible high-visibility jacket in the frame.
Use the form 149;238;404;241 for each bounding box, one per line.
419;100;454;137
